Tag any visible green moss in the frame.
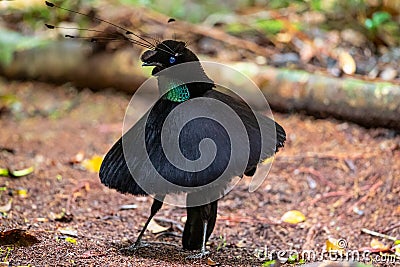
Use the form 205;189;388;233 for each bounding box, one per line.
255;19;284;35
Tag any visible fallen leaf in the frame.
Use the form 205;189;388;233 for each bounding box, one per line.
56;213;74;223
33;217;48;222
64;236;77;245
352;206;364;216
50;211;74;223
276;32;292;43
299;41;315;63
395;205;400;214
235;239;247;248
70;151;85;164
181;216;187;223
81;155;103;173
58;227;78;237
338;51;356;75
380;67;397;81
0;166;34;178
370;239;390;251
0;229;40;247
147;219;170;234
281;210;306;224
326;237;347;251
393;243;400;256
207;257;219;266
0;168;8;176
14;188;28;198
0;199;12;213
11;166;34;177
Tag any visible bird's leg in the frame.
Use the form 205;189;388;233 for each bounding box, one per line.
186;222;210;259
200;221;210;256
121;195;164;252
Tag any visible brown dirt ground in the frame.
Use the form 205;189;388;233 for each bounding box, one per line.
0;80;399;267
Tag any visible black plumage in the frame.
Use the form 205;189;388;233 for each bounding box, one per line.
100;40;286;257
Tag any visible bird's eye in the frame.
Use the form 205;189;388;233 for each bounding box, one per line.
169;56;176;64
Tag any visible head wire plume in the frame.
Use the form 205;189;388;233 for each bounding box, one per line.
167;18;177;41
44;1;176;55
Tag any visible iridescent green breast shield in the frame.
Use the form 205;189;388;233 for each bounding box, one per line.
165;82;190;103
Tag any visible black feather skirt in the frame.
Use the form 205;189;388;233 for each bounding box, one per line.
99;89;285;197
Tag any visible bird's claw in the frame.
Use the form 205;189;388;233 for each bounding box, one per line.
120;241;150;253
186;250;210;259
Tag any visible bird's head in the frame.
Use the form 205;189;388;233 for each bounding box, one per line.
141;40;200;76
141;40;214;99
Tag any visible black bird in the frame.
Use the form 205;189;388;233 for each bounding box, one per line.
99;40;286;257
44;1;286;258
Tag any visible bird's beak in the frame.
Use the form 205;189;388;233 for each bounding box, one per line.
141;62;164;67
141;50;164;67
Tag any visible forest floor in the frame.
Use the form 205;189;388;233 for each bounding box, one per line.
0;80;399;266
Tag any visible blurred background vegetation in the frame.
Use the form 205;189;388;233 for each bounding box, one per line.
2;0;400;63
2;0;400;38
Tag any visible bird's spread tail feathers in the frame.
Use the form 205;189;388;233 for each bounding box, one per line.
99;138;146;195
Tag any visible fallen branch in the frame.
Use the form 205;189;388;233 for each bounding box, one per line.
0;38;145;92
361;228;397;242
250;64;400;130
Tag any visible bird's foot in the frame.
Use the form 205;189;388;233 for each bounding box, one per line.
119;241;150;253
186;250;210;259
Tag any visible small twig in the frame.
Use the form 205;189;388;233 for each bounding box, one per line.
382;222;400;233
218;215;279;225
218;216;253;224
361;228;397;242
347;180;383;214
66;181;91;214
297;167;337;189
146;241;181;247
302;224;319;250
154;217;184;232
155;231;182;239
277;152;376;162
306;191;349;206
